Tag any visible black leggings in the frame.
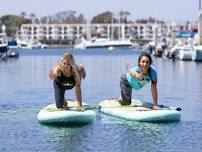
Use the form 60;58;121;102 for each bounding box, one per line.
53;81;67;108
120;74;132;105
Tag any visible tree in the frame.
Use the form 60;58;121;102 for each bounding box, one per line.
77;14;85;23
29;13;36;23
20;12;26;19
0;15;31;37
40;16;48;24
64;10;77;23
91;11;113;23
118;11;130;23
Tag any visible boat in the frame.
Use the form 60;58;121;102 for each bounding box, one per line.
7;49;19;58
192;45;202;61
74;37;134;49
178;45;193;60
0;39;8;60
17;39;47;49
7;39;18;49
144;41;166;57
99;99;181;123
0;41;8;53
37;101;96;124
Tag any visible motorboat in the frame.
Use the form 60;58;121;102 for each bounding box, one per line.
7;49;20;58
7;40;18;49
0;39;8;52
192;45;202;61
0;39;8;60
178;45;193;60
74;37;134;49
17;39;48;49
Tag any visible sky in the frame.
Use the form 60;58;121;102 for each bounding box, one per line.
0;0;200;22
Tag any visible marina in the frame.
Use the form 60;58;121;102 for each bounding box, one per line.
1;0;202;151
0;48;202;151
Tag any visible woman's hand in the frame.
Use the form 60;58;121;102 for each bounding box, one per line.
136;73;143;80
49;70;56;80
130;70;143;80
78;64;86;79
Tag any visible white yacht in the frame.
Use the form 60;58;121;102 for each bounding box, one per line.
178;45;193;60
74;37;134;49
17;39;48;49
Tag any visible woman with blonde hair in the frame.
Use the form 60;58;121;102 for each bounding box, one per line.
49;53;86;110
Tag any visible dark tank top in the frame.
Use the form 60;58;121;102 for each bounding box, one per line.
55;71;75;90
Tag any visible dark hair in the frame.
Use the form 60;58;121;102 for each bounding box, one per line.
138;52;152;78
138;52;152;66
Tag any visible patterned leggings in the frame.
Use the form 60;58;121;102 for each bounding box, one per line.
119;74;132;105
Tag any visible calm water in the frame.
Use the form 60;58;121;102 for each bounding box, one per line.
0;48;202;152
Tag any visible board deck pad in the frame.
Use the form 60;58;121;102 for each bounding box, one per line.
98;99;181;122
37;100;96;124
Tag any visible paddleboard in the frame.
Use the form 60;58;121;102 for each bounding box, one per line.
37;101;96;124
99;99;181;122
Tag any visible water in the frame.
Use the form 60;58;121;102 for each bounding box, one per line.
0;48;202;152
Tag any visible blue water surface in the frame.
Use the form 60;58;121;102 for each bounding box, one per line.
0;48;202;152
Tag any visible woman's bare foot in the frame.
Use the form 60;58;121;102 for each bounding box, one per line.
63;100;69;110
77;107;85;112
153;105;159;110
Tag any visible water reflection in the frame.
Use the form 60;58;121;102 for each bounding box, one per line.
0;49;202;152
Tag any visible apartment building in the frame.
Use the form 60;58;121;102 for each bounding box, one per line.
16;23;169;43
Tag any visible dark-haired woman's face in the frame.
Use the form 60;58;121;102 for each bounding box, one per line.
139;56;150;73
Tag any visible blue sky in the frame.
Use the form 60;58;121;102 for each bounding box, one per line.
1;0;199;22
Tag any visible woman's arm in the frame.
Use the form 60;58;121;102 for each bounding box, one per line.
49;66;61;80
72;69;82;107
75;83;82;107
151;80;158;109
77;65;86;79
130;69;143;80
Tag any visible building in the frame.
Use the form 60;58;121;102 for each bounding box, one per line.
17;22;169;43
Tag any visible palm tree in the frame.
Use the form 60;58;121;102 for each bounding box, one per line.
30;13;36;24
124;11;130;23
20;12;26;19
118;11;130;23
119;11;125;23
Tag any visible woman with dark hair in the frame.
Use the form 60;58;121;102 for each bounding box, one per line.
119;52;158;109
49;53;86;110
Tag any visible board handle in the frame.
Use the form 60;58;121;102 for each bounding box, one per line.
159;105;181;111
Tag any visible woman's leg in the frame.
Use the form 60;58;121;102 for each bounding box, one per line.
53;81;65;108
119;74;132;105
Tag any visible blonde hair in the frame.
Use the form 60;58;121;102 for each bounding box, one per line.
60;53;81;85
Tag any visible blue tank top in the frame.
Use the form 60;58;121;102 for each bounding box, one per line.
126;66;157;90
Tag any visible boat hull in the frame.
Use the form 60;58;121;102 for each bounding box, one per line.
192;46;202;61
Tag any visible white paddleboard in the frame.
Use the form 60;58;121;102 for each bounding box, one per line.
37;101;96;124
99;99;181;122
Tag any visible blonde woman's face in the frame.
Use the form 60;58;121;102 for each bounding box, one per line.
61;59;71;69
